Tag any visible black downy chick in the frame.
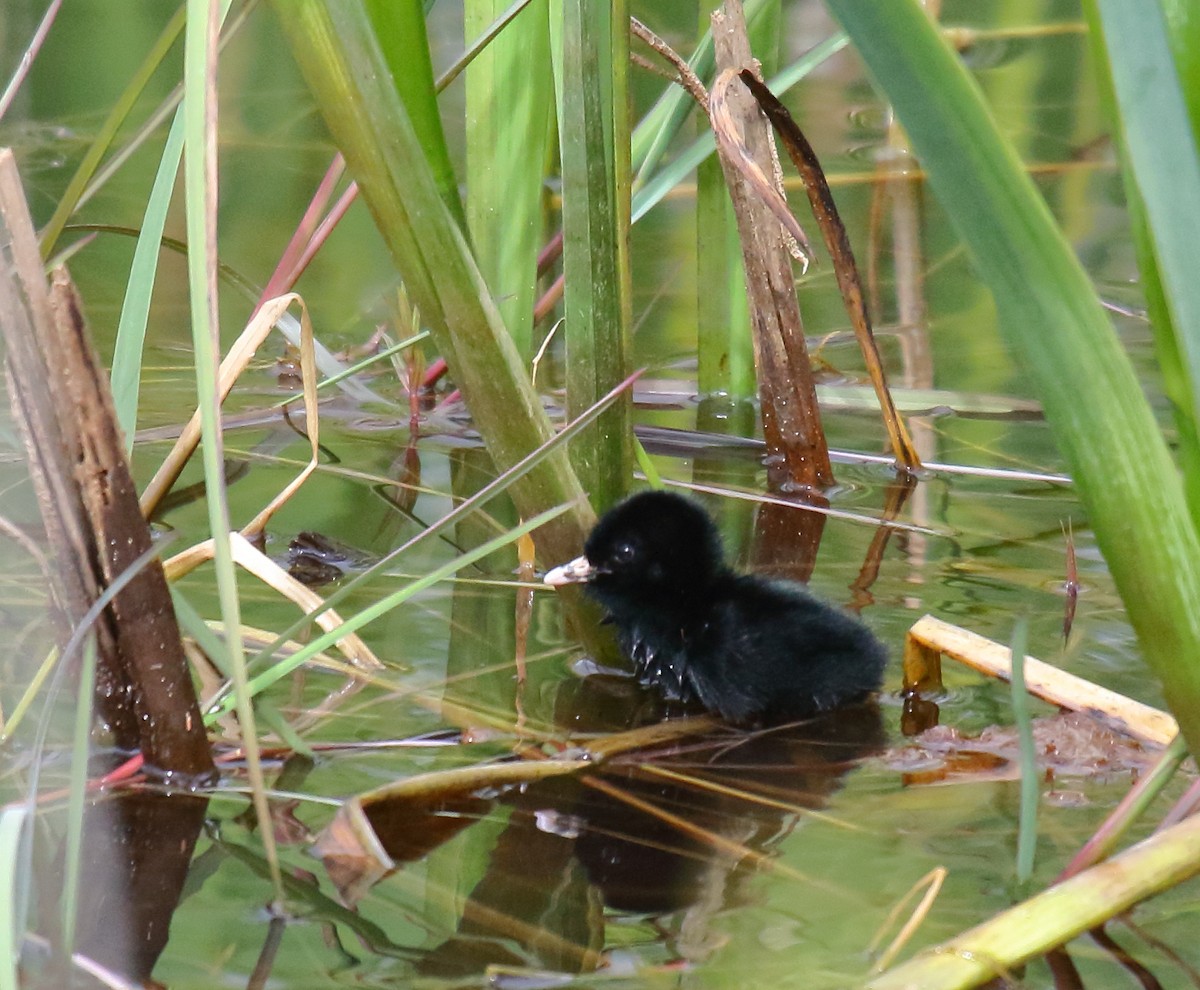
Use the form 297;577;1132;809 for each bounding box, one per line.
544;490;887;724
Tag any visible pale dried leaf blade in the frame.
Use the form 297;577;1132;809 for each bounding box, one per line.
313;798;396;906
228;533;382;670
140;292;299;516
709;66;813;264
241;294;322;537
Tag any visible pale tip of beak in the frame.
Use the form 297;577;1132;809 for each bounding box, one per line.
543;555;595;587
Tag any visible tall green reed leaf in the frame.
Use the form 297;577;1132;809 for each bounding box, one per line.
556;0;633;510
465;0;552;357
1081;0;1200;524
365;0;466;230
183;0;281;898
823;0;1200;757
274;0;592;563
1162;0;1200;129
1092;1;1200;437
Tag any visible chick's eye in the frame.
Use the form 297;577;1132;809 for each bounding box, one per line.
611;542;637;565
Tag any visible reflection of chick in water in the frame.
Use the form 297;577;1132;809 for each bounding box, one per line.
415;676;884;978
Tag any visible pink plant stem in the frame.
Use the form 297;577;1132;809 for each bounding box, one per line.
423;357;449;389
284;180;359;288
255;153;346;310
1159;775;1200;830
534;272;565;325
536;229;564;276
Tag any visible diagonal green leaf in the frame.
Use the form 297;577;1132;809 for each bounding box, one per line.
204;500;577;718
273;0;592;565
365;0;466;230
465;0;552;357
40;6;185;257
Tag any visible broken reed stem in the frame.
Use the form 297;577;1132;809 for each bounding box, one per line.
710;0;832;493
0;148;213;780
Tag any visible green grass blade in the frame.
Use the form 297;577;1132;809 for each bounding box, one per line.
465;0;552;356
184;0;279;897
364;0;466;230
0;806;27;990
1009;618;1037;884
273;0;592;564
112;0;236;451
204;500;576;719
39;6;185;258
1091;1;1200;441
823;0;1200;757
558;0;632;510
111;112;184;450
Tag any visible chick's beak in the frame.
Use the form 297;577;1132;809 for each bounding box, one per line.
543;555;595;587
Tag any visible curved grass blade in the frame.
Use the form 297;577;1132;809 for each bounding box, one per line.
1089;1;1200;506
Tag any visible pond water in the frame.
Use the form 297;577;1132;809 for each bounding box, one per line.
3;1;1197;988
